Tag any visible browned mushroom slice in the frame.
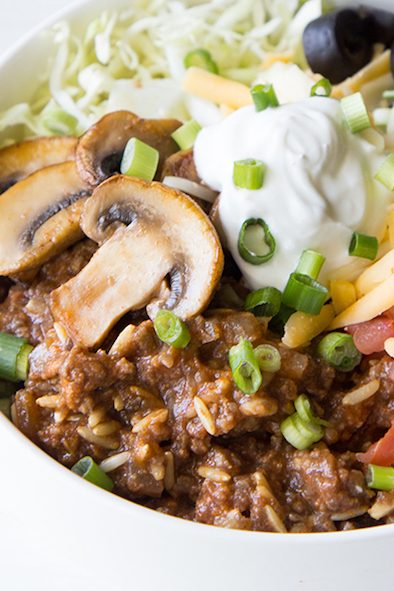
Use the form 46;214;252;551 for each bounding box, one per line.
161;149;217;213
50;176;224;348
76;111;182;186
0;136;77;195
0;162;91;275
161;149;200;183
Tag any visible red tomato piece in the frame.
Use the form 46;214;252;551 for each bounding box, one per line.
384;306;394;320
346;317;394;355
357;422;394;466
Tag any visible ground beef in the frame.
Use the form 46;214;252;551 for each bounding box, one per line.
4;240;394;532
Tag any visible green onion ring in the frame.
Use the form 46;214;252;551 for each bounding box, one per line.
238;218;276;265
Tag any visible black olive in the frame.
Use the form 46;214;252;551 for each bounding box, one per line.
392;41;394;78
303;9;373;84
359;5;394;48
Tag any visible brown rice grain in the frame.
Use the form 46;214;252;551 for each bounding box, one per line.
264;505;287;533
132;408;168;433
36;394;62;409
369;497;394;520
100;451;130;473
342;379;380;406
240;397;278;417
113;395;124;411
77;426;119;450
193;396;216;435
93;420;120;437
88;407;107;429
197;466;231;483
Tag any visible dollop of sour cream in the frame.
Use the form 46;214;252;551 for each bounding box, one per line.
194;97;391;291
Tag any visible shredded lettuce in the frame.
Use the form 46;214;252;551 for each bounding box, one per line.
0;0;322;145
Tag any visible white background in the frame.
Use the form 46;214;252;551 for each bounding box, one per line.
0;0;70;55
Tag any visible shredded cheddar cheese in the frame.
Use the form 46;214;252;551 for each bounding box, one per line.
330;274;394;329
330;280;357;314
282;304;335;349
332;50;391;98
182;67;252;109
355;248;394;297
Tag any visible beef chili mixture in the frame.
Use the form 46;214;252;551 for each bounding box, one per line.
1;4;394;534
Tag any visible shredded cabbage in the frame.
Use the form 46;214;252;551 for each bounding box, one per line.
0;0;322;145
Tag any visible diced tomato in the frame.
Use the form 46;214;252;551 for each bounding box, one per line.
357;422;394;466
346;317;394;355
384;306;394;320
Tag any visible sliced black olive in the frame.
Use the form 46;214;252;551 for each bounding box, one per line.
392;42;394;77
359;5;394;48
303;9;373;84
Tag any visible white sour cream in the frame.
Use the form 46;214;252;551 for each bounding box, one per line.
194;97;392;291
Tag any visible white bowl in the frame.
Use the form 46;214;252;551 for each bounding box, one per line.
0;2;393;590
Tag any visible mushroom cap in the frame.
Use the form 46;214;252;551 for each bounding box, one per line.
0;161;91;275
0;136;77;195
50;176;224;348
76;111;182;186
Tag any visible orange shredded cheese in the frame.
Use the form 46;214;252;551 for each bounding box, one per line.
330;280;356;314
282;304;335;349
182;67;252;109
355;249;394;297
330;274;394;329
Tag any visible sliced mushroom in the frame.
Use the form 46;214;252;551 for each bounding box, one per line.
0;136;77;195
162;149;217;212
76;111;182;186
0;162;91;275
161;149;200;183
50;176;224;348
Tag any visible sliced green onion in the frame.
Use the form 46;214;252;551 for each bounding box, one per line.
0;333;33;382
0;398;11;419
71;456;114;491
295;249;325;280
294;394;315;424
238;218;276;265
341;92;371;133
184;49;218;74
251;84;279;112
120;138;159;181
348;232;378;260
294;394;329;427
374;153;394;192
244;287;281;317
382;90;394;101
254;344;281;373
366;464;394;491
16;344;33;382
229;339;262;395
153;310;191;349
317;332;361;372
280;413;323;451
282;273;328;315
233;159;266;190
171;120;202;150
268;303;294;336
310;78;332;98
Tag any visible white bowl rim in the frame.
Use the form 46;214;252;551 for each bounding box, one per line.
1;0;394;544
